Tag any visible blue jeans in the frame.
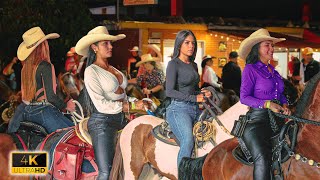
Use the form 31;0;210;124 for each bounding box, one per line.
88;111;127;180
7;103;26;133
23;104;73;133
166;99;200;166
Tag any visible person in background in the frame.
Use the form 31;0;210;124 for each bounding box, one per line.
130;53;165;101
221;51;242;96
165;29;211;168
3;56;22;92
293;47;319;84
75;26;144;179
65;47;78;75
201;55;222;90
239;28;291;180
272;55;286;78
127;46;141;79
8;27;75;133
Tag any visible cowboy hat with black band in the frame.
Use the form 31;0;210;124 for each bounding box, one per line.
75;26;126;57
239;28;285;60
17;27;60;61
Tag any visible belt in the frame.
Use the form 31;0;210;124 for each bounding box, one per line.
29;101;52;106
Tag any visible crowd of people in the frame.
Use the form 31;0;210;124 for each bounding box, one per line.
0;25;319;179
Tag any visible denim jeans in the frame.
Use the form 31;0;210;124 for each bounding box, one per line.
23;104;74;133
88;111;127;180
7;103;26;133
166;99;200;167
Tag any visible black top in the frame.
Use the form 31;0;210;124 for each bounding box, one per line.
165;58;200;102
130;56;141;78
293;59;320;82
221;61;241;96
35;61;66;109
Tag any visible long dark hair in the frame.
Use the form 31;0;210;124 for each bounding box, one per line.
172;30;198;61
82;42;98;115
245;42;261;64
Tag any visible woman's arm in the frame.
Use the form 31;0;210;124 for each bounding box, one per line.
240;66;265;108
39;62;66;110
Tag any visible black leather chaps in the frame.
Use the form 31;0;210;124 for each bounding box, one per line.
242;108;273;180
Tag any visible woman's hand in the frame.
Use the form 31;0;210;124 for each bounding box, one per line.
142;88;152;95
196;93;205;103
267;101;291;115
66;99;76;112
201;89;212;99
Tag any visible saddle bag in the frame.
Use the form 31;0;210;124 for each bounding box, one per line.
53;142;85;180
231;114;249;138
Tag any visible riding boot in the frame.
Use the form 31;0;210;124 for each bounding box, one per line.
242;108;272;180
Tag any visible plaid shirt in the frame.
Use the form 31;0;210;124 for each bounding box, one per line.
137;69;165;89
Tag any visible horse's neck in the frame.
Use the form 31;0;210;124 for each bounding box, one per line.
295;124;320;161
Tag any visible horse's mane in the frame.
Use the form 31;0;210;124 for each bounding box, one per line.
294;72;320;117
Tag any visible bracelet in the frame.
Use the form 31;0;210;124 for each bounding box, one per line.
131;102;136;110
265;101;271;109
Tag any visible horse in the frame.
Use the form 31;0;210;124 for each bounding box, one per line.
179;72;320;180
110;78;300;180
110;94;248;180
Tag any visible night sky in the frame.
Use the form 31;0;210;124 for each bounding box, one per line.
183;0;319;21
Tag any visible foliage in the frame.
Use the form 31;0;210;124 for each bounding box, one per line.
0;0;95;71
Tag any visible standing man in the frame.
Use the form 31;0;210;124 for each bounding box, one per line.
221;51;241;96
293;47;319;84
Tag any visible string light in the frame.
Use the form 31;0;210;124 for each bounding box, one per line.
210;33;212;36
215;34;218;37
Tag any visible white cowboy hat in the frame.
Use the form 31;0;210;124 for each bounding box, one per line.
75;26;126;56
239;28;285;59
17;27;60;61
144;44;162;60
136;54;160;67
129;46;140;52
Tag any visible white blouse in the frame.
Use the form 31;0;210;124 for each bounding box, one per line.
84;64;128;114
202;65;221;88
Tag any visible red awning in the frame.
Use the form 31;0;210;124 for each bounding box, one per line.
212;29;320;48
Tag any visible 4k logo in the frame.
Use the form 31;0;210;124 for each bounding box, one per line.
10;151;48;175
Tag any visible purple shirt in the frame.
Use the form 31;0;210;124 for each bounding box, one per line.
240;60;287;108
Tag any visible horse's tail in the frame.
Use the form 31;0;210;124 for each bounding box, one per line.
178;154;207;180
110;133;124;180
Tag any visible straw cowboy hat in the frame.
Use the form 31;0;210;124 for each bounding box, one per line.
67;47;76;57
136;54;160;67
144;44;162;60
239;28;285;59
129;46;140;52
17;27;60;61
75;26;126;56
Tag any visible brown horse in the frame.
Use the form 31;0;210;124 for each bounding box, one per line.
180;73;320;179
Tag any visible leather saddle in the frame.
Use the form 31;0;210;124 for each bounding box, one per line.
152;121;180;146
232;120;299;166
74;117;92;145
9;121;48;150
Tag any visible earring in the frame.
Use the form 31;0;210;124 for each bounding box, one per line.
94;50;97;54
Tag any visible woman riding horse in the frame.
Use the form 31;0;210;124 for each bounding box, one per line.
75;26;145;179
8;27;75;134
238;28;291;179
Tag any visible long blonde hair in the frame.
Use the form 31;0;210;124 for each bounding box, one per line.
21;40;51;101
